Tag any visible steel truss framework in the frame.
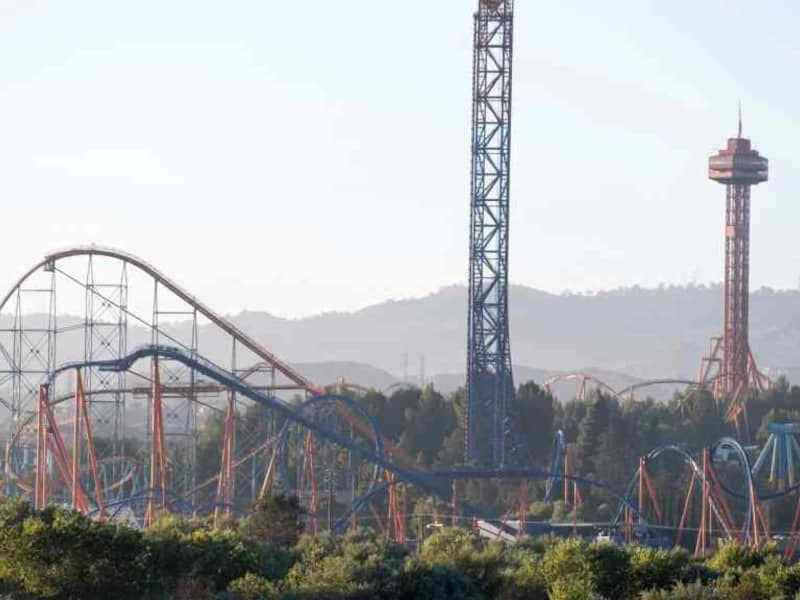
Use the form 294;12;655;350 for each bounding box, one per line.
697;131;770;433
19;339;800;561
0;246;314;511
466;0;516;468
5;249;800;560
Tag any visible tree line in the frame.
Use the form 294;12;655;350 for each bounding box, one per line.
4;494;800;599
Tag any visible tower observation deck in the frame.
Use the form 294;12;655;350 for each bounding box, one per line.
707;118;769;430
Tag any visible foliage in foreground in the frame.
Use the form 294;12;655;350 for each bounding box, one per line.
4;497;800;599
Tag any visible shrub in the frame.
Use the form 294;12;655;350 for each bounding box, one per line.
638;580;718;599
0;500;149;599
496;547;548;600
395;564;482;600
419;528;506;597
227;573;279;600
541;538;596;600
630;546;694;592
592;541;633;599
706;540;765;572
283;529;407;597
144;517;292;594
527;501;554;521
243;492;305;548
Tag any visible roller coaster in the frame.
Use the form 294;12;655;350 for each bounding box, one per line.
0;247;797;560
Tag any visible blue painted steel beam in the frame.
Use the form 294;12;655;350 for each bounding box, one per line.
50;345;646;532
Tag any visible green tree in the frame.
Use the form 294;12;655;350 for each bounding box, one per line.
399;385;457;467
227;573;279;599
0;500;149;599
541;538;596;600
576;392;618;476
630;546;695;593
515;381;557;464
283;529;407;597
243;492;305;547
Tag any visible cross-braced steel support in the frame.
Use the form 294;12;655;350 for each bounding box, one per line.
466;0;515;467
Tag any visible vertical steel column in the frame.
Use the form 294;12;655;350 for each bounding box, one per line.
466;0;515;467
723;184;750;398
83;257;128;486
1;268;56;496
149;282;199;504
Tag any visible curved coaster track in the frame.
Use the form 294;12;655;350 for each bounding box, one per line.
5;248;800;559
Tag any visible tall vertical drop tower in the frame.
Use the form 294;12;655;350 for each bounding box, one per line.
466;0;515;467
708;115;769;428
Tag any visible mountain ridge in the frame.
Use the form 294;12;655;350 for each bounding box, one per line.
3;283;799;398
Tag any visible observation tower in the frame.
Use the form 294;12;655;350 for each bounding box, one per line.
705;112;769;430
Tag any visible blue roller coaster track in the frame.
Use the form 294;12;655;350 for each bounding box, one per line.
43;344;800;548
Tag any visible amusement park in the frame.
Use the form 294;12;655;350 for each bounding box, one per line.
1;0;800;598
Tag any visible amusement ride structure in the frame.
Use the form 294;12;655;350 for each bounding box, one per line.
466;0;516;467
696;112;771;433
1;0;798;561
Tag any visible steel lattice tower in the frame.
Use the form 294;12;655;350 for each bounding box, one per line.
466;0;515;467
708;116;769;428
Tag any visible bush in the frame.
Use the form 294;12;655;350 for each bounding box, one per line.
638;580;718;599
283;529;407;597
395;564;482;600
496;547;548;600
0;500;149;599
541;538;596;600
144;516;292;594
630;546;694;593
527;501;553;521
227;573;279;599
706;540;765;572
243;492;305;548
592;541;633;599
419;528;506;597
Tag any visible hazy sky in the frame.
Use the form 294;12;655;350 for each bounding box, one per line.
0;1;798;317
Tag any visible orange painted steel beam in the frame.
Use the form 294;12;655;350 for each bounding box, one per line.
676;468;697;547
145;357;168;528
76;372;106;518
36;385;90;513
214;391;236;525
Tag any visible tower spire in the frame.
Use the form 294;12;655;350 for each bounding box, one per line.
738;102;743;138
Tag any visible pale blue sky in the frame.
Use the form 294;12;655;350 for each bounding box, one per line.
0;1;798;317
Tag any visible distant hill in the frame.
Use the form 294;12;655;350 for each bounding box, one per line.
3;284;800;402
218;284;800;385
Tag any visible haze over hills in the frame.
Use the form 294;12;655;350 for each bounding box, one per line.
4;283;799;401
226;283;799;376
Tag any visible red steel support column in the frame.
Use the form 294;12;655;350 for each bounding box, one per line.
145;356;168;528
723;183;750;429
72;374;81;510
76;372;106;518
676;468;696;547
35;386;47;510
215;390;236;525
